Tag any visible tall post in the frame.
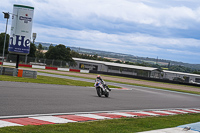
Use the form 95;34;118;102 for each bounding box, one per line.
1;12;9;75
16;54;19;68
25;55;27;64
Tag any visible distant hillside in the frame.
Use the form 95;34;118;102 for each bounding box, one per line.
35;42;200;70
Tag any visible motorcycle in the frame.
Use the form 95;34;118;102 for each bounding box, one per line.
94;79;109;97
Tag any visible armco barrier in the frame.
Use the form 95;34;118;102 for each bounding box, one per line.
45;66;58;70
58;68;69;71
1;67;16;76
22;69;37;79
69;69;80;72
32;65;45;69
19;64;32;68
3;62;15;66
0;67;37;79
90;70;200;87
80;70;89;73
2;62;87;73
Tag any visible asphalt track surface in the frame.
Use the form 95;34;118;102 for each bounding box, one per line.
0;73;200;117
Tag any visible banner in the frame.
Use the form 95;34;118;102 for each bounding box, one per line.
8;4;34;55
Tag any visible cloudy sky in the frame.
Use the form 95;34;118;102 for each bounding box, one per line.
0;0;200;64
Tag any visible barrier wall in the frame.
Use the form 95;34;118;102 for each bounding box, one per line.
32;65;45;69
57;68;70;71
2;62;89;73
0;67;37;79
89;70;200;87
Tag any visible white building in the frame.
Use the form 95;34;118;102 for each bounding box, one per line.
73;58;200;84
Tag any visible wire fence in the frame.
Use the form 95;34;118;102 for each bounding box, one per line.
3;54;70;68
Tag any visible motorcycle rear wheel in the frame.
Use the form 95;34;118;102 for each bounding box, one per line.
105;92;109;97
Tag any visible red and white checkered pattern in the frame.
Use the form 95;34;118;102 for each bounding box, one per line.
0;108;199;128
3;62;89;73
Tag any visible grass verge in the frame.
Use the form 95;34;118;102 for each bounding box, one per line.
0;75;119;88
0;113;200;133
105;79;200;95
38;71;200;95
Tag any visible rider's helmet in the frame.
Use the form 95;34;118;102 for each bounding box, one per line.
97;75;101;79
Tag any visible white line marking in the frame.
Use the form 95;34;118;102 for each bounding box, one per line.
30;116;76;123
166;110;189;114
108;112;136;117
152;111;177;115
136;112;159;116
76;114;111;120
183;109;200;113
0;120;22;127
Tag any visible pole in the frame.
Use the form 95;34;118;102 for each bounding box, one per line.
16;54;19;68
1;14;9;75
25;55;27;64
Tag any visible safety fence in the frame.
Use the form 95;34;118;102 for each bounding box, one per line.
2;54;73;68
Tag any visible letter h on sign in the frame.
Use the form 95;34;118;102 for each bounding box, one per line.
10;35;30;47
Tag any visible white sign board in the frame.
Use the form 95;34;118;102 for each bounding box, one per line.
8;4;34;55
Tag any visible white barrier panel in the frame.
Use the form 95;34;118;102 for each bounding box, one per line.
3;62;16;66
32;65;45;69
80;70;89;73
58;68;70;71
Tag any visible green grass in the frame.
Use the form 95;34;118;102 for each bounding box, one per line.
1;69;200;132
38;70;97;80
0;113;200;133
105;79;200;95
38;71;200;95
0;75;119;88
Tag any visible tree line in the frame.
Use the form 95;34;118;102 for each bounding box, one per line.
0;32;199;74
0;33;112;66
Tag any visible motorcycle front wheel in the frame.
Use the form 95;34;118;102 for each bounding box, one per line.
96;87;102;97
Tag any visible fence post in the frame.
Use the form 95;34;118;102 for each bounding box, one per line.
52;59;54;66
60;61;62;67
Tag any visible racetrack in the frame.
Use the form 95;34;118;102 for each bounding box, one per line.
0;80;200;117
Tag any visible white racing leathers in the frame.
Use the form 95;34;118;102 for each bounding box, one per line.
94;79;106;91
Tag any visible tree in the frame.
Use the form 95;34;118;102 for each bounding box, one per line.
28;43;36;57
35;43;44;58
0;33;9;55
93;54;98;59
114;60;122;63
71;50;80;58
45;44;54;59
45;44;75;66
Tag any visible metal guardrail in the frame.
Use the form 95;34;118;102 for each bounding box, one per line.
1;67;16;76
21;69;37;79
90;70;200;87
0;67;37;79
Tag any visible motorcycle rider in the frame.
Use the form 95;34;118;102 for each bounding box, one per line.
96;75;111;91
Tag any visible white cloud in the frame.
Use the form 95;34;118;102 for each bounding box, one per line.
33;23;200;51
1;0;200;63
2;0;200;29
29;0;200;29
166;49;200;56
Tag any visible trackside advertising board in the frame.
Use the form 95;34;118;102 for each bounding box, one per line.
8;4;34;55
